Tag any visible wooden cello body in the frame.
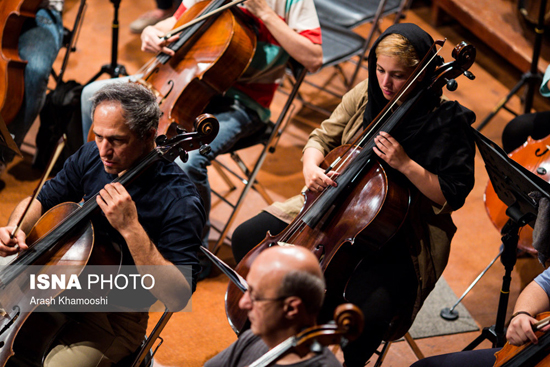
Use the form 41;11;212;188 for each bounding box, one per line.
226;145;412;333
137;0;256;136
0;0;41;124
493;312;550;367
484;135;550;255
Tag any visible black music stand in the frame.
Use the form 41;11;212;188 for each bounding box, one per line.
476;0;547;131
464;129;550;349
86;0;128;85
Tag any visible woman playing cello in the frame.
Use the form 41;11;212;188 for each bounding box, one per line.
231;23;477;367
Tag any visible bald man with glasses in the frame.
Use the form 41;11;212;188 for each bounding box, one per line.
205;246;342;367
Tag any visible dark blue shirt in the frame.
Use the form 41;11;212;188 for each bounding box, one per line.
37;142;205;293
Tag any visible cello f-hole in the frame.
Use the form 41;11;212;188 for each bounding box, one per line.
0;306;19;337
144;66;160;82
159;80;175;106
535;147;549;157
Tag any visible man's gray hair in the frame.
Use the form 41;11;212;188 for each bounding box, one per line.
90;82;161;139
279;270;325;315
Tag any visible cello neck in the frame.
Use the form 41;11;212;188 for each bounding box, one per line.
157;0;228;64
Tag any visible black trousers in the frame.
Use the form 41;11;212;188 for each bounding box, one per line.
232;211;418;367
501;111;550;153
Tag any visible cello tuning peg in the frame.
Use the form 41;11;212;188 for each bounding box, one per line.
463;70;475;80
179;150;189;163
175;125;187;135
199;144;212;156
155;135;168;146
446;78;458;91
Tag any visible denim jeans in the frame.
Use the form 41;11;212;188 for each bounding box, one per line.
176;96;264;247
3;8;64;161
80;75;140;143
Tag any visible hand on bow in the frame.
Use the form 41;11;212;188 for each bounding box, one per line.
0;227;27;257
141;23;179;55
303;163;338;193
243;0;275;21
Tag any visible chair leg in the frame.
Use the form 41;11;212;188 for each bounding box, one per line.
229;152;273;204
404;332;424;360
212;160;237;190
373;341;392;367
372;333;423;367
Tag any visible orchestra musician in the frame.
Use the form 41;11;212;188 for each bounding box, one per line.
0;0;65;176
409;263;550;366
204;245;342;367
0;83;205;366
230;23;477;367
79;0;323;279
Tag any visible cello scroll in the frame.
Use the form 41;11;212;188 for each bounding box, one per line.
248;304;364;367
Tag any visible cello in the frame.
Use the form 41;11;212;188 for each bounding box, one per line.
225;40;477;333
484;135;550;255
134;0;256;137
0;115;218;366
0;0;42;124
493;312;550;366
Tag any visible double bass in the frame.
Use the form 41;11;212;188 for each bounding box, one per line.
226;40;477;333
0;115;218;366
0;0;42;124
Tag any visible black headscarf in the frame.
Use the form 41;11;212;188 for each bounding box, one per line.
363;23;476;210
363;23;438;131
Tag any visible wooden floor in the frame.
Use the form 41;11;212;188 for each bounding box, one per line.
2;0;550;365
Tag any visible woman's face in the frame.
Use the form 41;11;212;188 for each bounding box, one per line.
376;55;415;100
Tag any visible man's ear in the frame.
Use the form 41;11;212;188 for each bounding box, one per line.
284;297;302;319
145;128;158;144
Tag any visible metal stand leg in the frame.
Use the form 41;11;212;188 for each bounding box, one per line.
86;0;128;84
476;0;546;131
440;249;503;320
464;220;520;350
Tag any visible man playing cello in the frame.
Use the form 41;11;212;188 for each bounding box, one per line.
0;83;205;366
205;245;342;367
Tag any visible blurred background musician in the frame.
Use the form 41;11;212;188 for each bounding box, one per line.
0;0;65;176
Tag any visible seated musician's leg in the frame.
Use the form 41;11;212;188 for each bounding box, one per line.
409;348;499;367
342;240;418;367
8;8;64;148
43;312;147;367
231;211;288;264
1;7;63;172
175;97;264;249
501;111;550;154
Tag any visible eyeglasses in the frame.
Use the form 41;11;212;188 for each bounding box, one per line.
247;289;288;304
